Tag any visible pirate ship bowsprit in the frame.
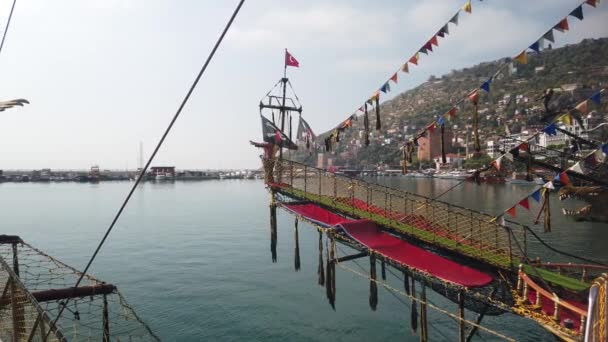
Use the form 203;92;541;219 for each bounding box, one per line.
0;235;160;341
252;56;608;341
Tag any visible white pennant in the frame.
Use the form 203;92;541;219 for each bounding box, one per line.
569;162;584;174
503;152;514;162
543;181;555;190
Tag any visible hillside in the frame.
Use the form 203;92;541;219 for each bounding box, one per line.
296;38;608;168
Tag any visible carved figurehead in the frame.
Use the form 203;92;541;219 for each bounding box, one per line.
558;185;608;222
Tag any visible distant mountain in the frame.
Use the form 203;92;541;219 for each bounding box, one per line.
295;38;608;168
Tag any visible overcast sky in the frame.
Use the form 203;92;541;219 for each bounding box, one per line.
0;0;606;170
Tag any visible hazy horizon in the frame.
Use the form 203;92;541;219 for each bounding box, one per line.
1;0;607;170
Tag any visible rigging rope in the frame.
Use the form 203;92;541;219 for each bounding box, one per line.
0;0;17;58
46;0;247;336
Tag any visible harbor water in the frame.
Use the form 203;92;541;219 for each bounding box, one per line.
1;178;606;341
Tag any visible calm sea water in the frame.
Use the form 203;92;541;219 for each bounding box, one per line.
0;179;606;341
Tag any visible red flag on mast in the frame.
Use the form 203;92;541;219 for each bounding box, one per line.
285;49;299;67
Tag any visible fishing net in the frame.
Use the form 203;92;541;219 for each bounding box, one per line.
0;240;160;341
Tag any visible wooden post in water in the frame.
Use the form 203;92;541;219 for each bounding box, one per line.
458;291;465;342
270;191;278;263
420;283;428;342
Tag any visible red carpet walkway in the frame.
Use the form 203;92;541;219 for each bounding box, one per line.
283;203;493;288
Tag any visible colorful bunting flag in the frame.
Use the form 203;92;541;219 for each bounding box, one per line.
529;41;541;53
514;51;528;65
506;206;517;218
448;107;457;118
493;156;502;171
430;36;439;47
480;78;492;92
380;82;391;93
509;146;520;158
468;90;479;104
427;122;437;133
559;113;572;126
518;198;530;210
503;152;514;162
401;63;409;73
575;100;589;114
519;142;529;152
543;123;557;136
449;12;460;25
390;73;398;84
569;6;584;20
543;30;555;43
531;189;541;203
590;91;601;105
570;162;584;174
409;53;419;65
437;116;445;126
419;46;429;55
586;0;598;8
424;41;434;52
438;24;449;38
462;0;472;14
602;143;608;155
554;18;569;32
559;172;570;185
543;181;555;190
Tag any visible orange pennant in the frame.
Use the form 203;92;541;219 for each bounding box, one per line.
519;142;529;152
430;35;439;47
448;107;457;118
575;100;588;114
514;51;528;64
401;63;409;73
390;73;398;84
409;53;419;65
559;172;570;185
506;206;517;218
468;90;479;104
555;18;569;31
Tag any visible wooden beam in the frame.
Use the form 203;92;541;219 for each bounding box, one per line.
332;252;368;264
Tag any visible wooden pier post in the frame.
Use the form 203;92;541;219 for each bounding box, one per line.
270;191;278;263
420;283;428;342
458;291;465;342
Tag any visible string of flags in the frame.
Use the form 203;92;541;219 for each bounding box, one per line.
321;0;479;151
401;0;600;156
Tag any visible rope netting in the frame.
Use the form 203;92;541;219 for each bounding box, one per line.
0;241;160;341
273;159;526;268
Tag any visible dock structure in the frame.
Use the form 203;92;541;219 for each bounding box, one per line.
0;235;159;341
263;158;607;341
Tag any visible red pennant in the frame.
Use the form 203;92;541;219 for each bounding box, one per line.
468;90;479;104
409;54;418;65
430;35;439;47
427;122;436;133
586;0;597;7
518;198;530;210
448;107;457;118
358;105;365;112
424;41;433;52
559;172;570;185
390;73;398;84
506;206;517;218
519;142;529;152
555;18;569;31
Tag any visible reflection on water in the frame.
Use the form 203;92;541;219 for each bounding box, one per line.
0;179;605;341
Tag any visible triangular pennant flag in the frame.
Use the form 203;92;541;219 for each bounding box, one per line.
586;0;598;7
500;216;506;226
543;30;555;43
559;113;572;126
437;24;449;38
509;147;520;158
390;73;398;84
559;172;570;185
419;46;428;55
503;152;514;161
380;82;391;93
424;41;434;52
570;161;584;174
449;12;460;25
554;18;569;32
506;206;517;218
529;41;541;53
430;35;439;47
409;53;419;65
366;98;374;106
531;189;541;203
448;107;457;118
514;51;528;65
371;91;380;101
462;0;472;14
543;123;557;136
401;63;409;73
427;122;437;133
575;100;589;114
437;116;445;126
480;78;492;92
519;142;529;152
590;91;601;105
518;198;530;210
602;143;608;155
543;181;555;190
358;105;365;113
569;6;584;21
468;90;479;104
493;156;503;170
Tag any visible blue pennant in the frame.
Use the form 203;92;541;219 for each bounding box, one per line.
602;144;608;155
437;116;445;126
590;91;601;105
531;189;541;203
569;6;584;21
480;79;491;92
380;82;390;93
543;123;557;136
529;41;540;52
553;173;561;182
